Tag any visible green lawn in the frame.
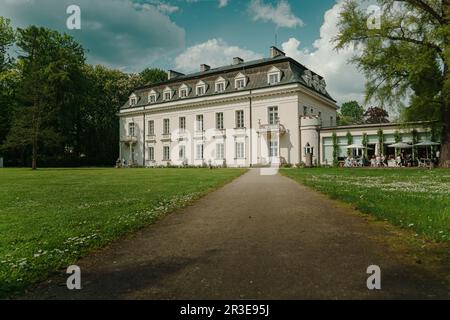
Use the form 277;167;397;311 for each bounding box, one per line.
281;168;450;243
0;168;246;297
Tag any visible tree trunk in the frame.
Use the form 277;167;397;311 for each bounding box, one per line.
439;97;450;167
439;0;450;167
31;130;37;170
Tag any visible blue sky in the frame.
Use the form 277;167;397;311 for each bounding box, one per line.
0;0;366;105
170;0;337;57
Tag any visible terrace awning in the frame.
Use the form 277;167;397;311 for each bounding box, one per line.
345;144;366;149
414;140;440;147
388;142;412;149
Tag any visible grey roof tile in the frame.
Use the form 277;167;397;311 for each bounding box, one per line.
122;56;336;110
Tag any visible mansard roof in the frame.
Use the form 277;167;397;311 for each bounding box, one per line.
122;55;336;110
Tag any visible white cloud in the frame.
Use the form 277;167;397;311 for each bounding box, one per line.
155;2;180;14
219;0;228;8
0;0;185;72
281;1;366;105
249;0;303;28
174;38;263;73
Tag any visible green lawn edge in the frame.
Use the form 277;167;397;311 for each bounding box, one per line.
279;168;450;244
0;168;247;298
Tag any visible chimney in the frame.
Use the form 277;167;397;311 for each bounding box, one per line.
270;46;286;58
233;57;244;65
200;64;211;72
167;70;184;80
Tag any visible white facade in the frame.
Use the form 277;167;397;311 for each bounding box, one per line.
119;84;338;167
118;46;434;168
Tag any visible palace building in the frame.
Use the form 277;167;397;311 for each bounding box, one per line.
118;46;433;167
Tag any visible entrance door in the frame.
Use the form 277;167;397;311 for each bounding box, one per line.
269;139;279;164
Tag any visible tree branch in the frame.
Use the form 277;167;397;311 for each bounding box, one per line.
399;0;443;24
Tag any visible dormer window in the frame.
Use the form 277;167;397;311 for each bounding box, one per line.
312;75;320;90
234;73;247;90
196;81;207;96
267;66;281;85
148;90;158;103
319;78;327;93
129;94;137;106
163;87;173;101
179;84;190;98
215;77;227;93
302;70;313;86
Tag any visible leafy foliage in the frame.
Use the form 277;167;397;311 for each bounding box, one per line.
339;100;365;125
0;20;166;167
335;0;450;164
140;68;167;85
364;106;390;124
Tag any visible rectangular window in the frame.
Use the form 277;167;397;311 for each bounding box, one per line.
269;140;278;157
179;117;186;132
196;144;204;160
179;145;186;160
197;86;205;96
148;120;154;135
216;112;224;130
180;89;187;98
130;98;137;106
149;95;156;103
303;106;308;115
128;122;135;136
235;79;245;89
163;119;170;134
196;115;204;131
236;110;244;129
268;106;278;125
330;116;334;126
216;143;224;160
148;146;154;161
216;83;225;93
164;92;171;100
269;73;279;84
235;142;245;159
163;146;170;161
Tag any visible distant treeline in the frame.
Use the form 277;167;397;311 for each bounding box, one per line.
0;17;167;168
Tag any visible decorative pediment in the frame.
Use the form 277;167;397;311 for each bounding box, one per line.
268;66;281;74
216;76;226;83
234;72;247;80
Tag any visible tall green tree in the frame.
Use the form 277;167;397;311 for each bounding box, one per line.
79;65;142;165
140;68;167;85
339;100;365;125
335;0;450;166
0;17;16;146
3;26;85;169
